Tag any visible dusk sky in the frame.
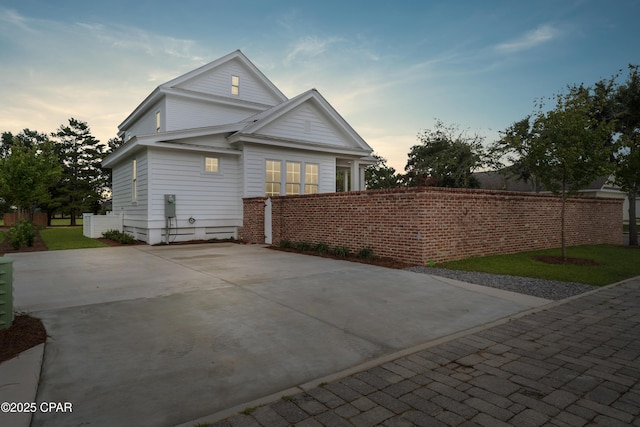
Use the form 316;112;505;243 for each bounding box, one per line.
1;0;639;171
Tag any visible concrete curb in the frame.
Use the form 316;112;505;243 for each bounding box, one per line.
0;343;45;427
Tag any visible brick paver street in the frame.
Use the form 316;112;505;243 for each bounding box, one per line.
212;278;640;426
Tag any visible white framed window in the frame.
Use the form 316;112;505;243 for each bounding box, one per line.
286;161;301;195
155;111;161;132
304;163;319;194
231;75;239;96
132;159;137;202
265;160;281;196
205;157;219;173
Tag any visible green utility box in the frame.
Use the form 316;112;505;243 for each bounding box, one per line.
0;257;14;330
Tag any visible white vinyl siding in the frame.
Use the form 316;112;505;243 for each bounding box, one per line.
111;151;148;218
260;104;349;147
165;96;258;131
174;58;282;105
148;148;241;221
124;100;165;138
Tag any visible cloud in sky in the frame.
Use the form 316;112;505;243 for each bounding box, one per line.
2;1;638;173
495;24;560;54
284;35;342;64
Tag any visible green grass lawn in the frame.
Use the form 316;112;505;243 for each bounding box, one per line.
50;218;83;226
438;244;640;286
39;227;107;250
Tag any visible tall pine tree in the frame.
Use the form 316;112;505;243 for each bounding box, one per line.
52;118;107;225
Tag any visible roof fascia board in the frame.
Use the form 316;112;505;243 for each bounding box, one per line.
229;134;372;157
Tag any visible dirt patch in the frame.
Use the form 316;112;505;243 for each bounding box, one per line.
0;314;47;364
268;246;413;269
534;255;601;266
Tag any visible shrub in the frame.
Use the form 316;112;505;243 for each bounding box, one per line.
332;246;350;258
313;242;329;254
295;241;312;252
5;226;22;250
19;220;36;247
356;246;375;260
279;239;292;249
4;220;37;249
102;229;136;244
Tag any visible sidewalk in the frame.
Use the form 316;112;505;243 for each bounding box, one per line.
192;277;640;427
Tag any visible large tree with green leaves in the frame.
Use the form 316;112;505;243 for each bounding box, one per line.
52;118;107;225
404;119;485;188
612;65;640;246
521;86;614;259
0;137;61;221
365;154;402;189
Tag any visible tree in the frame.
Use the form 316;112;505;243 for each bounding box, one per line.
530;86;614;259
404;120;485;188
490;117;543;192
612;65;640;246
365;154;402;189
52;118;107;225
0;137;61;221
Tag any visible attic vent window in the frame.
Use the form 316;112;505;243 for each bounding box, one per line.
231;75;239;95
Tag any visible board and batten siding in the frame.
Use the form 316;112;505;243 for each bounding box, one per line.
175;58;282;106
259;104;348;147
148;148;242;222
111;151;149;220
243;145;336;197
165;96;258;131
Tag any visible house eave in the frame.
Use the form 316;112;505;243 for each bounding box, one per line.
229;133;373;157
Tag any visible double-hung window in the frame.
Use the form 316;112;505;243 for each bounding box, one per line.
132;159;137;202
286;161;301;195
231;75;239;95
265;160;281;196
304;163;319;194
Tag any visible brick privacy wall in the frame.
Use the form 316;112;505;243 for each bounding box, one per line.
240;187;623;265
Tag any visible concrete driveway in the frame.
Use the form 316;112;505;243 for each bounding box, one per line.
11;244;547;427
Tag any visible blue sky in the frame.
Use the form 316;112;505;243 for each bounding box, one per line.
1;0;639;171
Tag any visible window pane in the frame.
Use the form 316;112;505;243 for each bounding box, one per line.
265;182;280;196
286;162;300;183
305;163;318;184
286;183;300;195
266;160;280;182
205;157;219;173
304;184;318;194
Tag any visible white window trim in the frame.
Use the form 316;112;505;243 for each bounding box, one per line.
155;111;161;133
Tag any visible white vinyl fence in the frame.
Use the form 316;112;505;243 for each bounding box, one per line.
83;213;123;238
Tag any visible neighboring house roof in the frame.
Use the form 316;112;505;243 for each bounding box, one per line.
475;170;623;195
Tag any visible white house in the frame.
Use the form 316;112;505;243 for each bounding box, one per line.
102;50;374;244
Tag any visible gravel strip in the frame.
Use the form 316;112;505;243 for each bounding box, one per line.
405;266;598;300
